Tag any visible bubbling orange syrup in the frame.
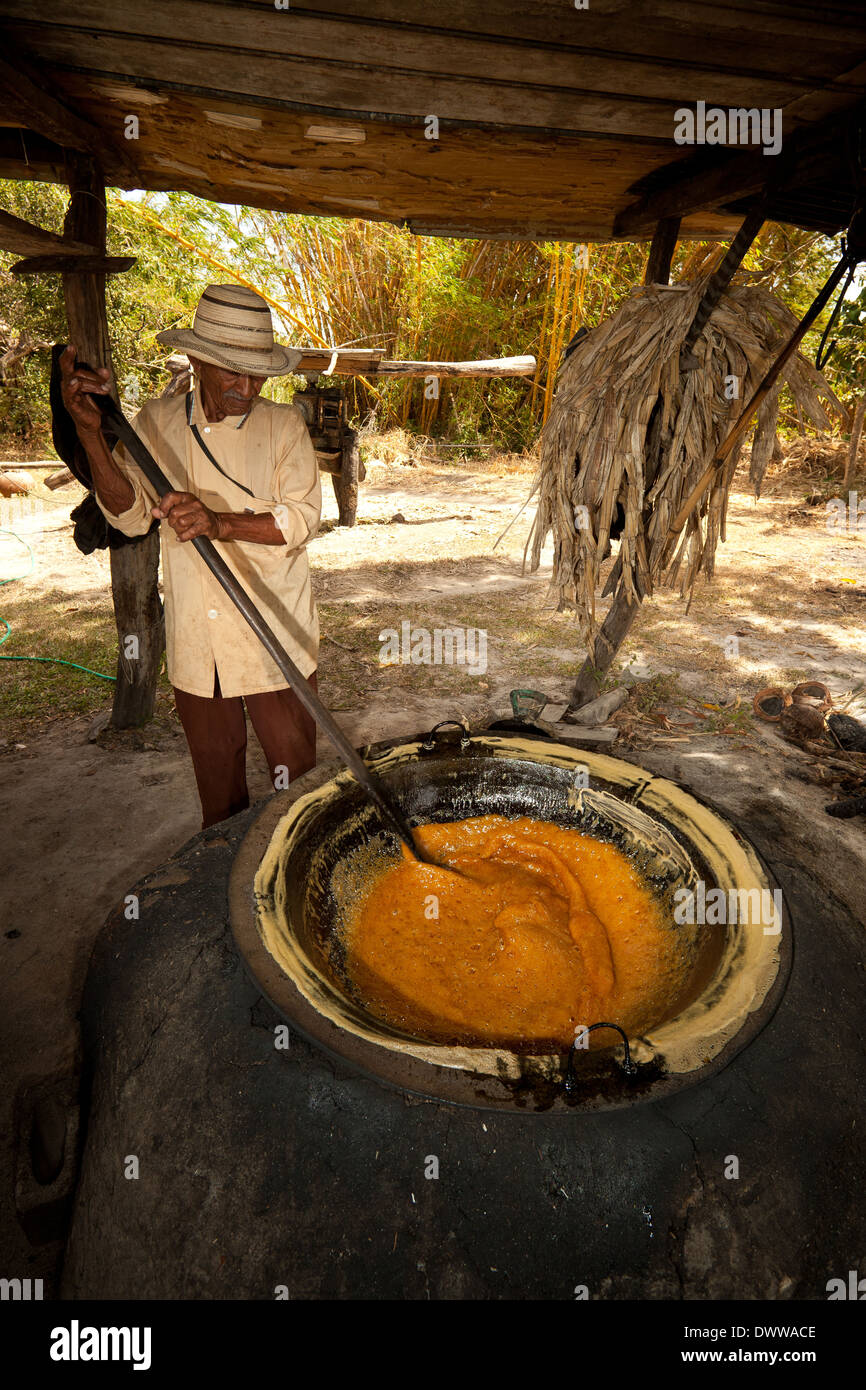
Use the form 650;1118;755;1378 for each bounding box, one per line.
345;815;690;1048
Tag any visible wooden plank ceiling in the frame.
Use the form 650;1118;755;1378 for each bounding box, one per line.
0;0;863;240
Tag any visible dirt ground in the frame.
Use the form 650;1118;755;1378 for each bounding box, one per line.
2;440;865;1286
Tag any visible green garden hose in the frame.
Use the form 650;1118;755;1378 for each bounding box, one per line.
0;526;116;680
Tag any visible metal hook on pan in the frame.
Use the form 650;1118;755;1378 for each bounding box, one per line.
421;719;472;752
564;1021;637;1094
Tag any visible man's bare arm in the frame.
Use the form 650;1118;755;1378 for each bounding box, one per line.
218;512;285;545
152;492;284;545
58;345;135;515
81;429;136;516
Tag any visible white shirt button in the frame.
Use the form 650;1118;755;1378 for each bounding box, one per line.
203;426;211;433
208;609;219;619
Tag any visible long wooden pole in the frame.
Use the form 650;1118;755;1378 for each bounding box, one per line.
668;251;852;540
295;352;537;377
679;207;766;366
843;390;865;492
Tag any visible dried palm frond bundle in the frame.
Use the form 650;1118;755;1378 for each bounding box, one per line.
526;278;844;641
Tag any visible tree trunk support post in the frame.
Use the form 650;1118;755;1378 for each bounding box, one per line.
61;156;163;728
643;216;680;286
843;390;866;493
333;428;361;527
565;208;765;713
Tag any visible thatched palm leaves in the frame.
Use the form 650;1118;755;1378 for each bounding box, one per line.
527;278;843;644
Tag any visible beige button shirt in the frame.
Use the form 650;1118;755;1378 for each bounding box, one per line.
97;385;321;698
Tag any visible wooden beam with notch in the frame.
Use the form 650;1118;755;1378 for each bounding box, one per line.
0;207;94;258
10;253;136;275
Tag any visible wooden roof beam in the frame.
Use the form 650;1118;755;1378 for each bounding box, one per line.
615;101;865;237
0;130;70;184
0;53;103;155
0;42;138;181
615;149;767;236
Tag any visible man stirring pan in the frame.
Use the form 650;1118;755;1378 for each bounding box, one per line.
60;283;322;828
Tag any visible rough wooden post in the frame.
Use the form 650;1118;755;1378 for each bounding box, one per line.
566;588;642;711
62;156;163;727
333;427;361;526
642;217;682;494
643;216;680;286
679;207;765;367
843;390;865;492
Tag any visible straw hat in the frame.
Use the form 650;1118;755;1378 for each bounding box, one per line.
156;284;302;376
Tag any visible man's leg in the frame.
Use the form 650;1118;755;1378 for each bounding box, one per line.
244;671;318;790
173;675;249;828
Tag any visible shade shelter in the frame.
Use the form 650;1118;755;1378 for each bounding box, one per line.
0;1;863;239
0;0;864;723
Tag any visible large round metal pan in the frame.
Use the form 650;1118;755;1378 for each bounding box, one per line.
229;726;792;1112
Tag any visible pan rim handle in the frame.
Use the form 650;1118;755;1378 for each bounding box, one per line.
421;719;472;752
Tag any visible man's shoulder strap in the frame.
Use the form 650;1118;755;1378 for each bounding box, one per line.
185;392;257;500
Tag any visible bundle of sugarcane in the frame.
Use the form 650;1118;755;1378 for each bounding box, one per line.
525;277;844;640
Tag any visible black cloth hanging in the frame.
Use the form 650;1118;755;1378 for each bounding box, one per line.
50;343;159;554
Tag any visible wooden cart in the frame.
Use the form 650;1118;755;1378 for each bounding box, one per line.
290;347;536;528
291;382;363;528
